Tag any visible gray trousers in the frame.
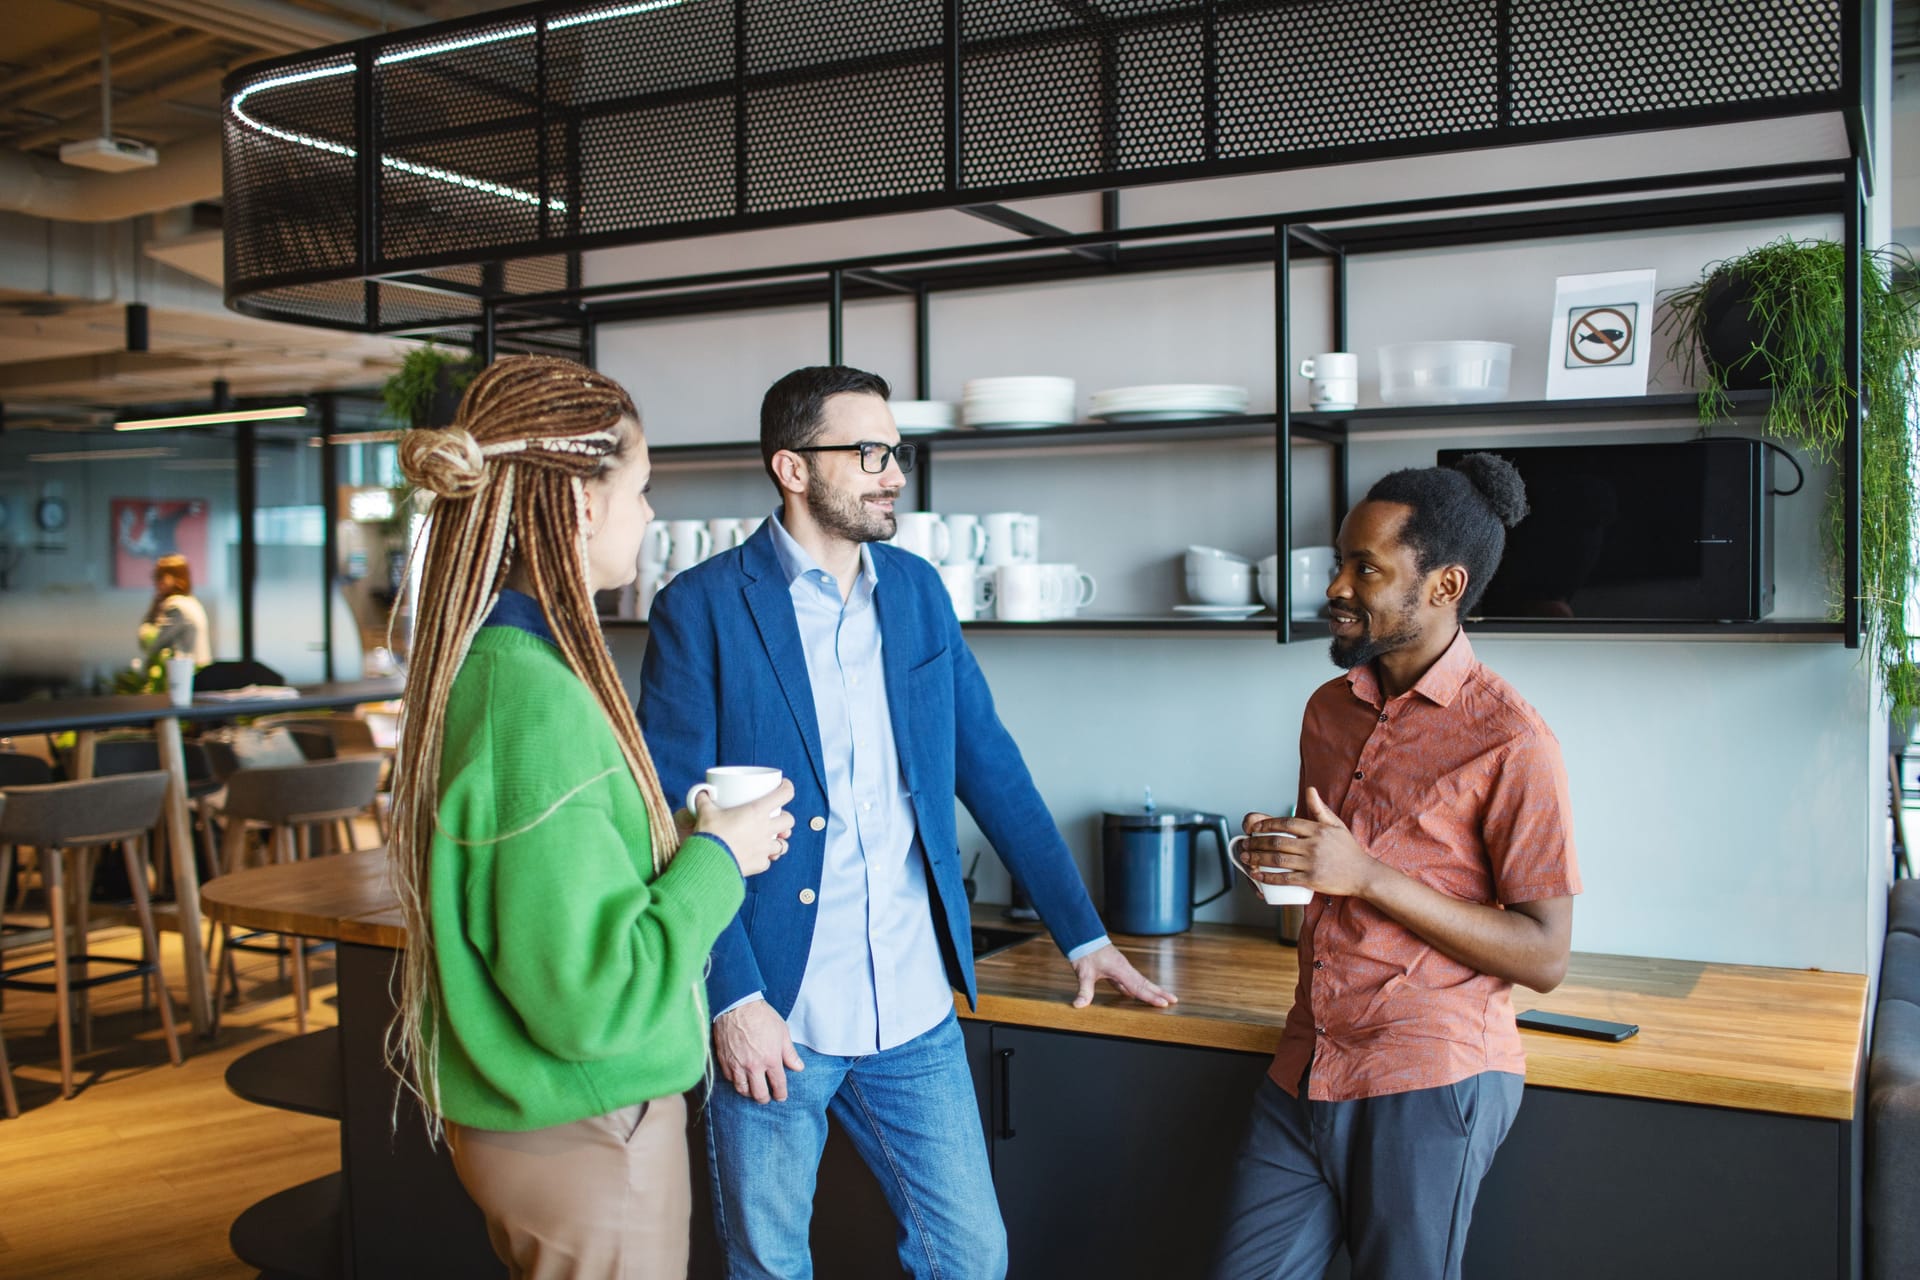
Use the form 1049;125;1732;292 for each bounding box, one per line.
1210;1070;1524;1280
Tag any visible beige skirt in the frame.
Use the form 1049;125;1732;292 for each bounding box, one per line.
447;1094;690;1280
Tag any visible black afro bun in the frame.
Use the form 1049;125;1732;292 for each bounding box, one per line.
1450;452;1529;529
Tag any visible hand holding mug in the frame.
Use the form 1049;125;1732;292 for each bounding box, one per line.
689;767;795;876
1234;788;1376;901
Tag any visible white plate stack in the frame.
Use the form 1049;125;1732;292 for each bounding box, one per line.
891;400;958;434
1088;384;1250;422
962;376;1077;428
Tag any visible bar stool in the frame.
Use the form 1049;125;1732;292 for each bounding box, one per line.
209;756;384;1034
1;751;55;913
0;771;183;1099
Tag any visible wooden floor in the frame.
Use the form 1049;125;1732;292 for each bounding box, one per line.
1;917;343;1280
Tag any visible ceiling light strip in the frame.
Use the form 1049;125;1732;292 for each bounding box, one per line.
116;406;310;431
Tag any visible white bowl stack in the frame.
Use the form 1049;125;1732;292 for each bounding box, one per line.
962;376;1077;428
1089;384;1250;422
891;400;958;434
1184;545;1257;606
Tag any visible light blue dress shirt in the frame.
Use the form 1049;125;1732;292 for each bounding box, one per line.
716;511;1109;1053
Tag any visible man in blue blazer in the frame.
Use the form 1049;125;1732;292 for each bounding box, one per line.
640;365;1173;1280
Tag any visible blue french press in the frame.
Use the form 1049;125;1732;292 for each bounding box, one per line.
1100;788;1233;936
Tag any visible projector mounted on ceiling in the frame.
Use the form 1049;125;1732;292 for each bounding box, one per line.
59;137;158;173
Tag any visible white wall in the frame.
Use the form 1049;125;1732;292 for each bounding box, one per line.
596;117;1890;976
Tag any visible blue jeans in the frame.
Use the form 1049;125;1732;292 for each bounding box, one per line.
705;1009;1007;1280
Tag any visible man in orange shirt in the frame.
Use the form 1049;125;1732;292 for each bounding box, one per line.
1211;454;1580;1280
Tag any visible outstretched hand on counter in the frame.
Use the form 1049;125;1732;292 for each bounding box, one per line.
1070;944;1176;1010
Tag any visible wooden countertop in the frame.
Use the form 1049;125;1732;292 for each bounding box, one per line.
202;852;1867;1120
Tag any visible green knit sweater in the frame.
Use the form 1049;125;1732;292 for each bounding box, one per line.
428;624;744;1132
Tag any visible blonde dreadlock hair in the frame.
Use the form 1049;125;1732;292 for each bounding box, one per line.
386;355;680;1137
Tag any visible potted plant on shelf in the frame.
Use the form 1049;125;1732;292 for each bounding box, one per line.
381;341;477;430
1661;237;1920;712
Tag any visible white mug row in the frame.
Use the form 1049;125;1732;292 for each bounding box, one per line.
890;511;1042;567
940;562;1096;622
641;517;768;572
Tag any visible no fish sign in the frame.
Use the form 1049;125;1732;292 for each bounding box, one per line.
1566;304;1636;366
1546;269;1656;398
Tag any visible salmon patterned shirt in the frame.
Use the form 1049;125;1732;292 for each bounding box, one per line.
1270;630;1580;1102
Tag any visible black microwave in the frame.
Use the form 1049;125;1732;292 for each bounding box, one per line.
1435;439;1775;622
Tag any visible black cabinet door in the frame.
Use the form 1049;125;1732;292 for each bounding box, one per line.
987;1025;1269;1280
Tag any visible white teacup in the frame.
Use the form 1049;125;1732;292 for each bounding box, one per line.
1292;546;1337;613
1227;833;1315;905
706;517;745;554
164;656;196;708
633;559;670;620
982;512;1040;567
684;765;784;813
1300;352;1359;411
739;516;767;542
994;563;1062;622
649;519;712;573
1038;563;1097;618
892;511;952;563
942;514;988;566
939;563;995;621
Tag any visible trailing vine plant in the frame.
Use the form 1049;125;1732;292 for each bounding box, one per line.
1661;238;1920;713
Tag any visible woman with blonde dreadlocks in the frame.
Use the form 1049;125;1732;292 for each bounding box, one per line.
388;356;794;1278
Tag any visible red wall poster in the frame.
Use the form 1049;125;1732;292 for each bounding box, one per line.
113;498;210;588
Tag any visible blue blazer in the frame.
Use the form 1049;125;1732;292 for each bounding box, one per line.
637;523;1106;1018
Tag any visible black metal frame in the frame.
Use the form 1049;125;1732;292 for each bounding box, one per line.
221;0;1859;336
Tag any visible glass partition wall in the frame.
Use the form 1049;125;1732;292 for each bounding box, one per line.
0;394;403;699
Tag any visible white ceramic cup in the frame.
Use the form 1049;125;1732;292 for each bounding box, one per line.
164;656;196;707
706;517;745;553
738;516;767;542
939;562;995;621
1227;833;1316;905
1300;352;1359;410
684;765;784;814
942;514;989;566
639;522;672;571
662;520;713;572
1292;546;1337;613
891;511;952;563
1039;563;1097;618
983;512;1040;566
994;563;1062;621
634;559;669;621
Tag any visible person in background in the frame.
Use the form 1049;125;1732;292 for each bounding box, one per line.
1211;454;1579;1280
639;364;1174;1280
385;356;794;1279
138;553;211;666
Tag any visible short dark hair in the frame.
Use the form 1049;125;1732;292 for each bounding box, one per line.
1363;452;1529;618
759;365;892;487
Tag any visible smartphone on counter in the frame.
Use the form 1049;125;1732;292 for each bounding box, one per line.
1516;1010;1639;1042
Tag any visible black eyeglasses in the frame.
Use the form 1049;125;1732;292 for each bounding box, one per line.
789;440;918;474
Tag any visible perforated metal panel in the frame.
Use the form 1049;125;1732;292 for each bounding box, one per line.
225;0;1852;334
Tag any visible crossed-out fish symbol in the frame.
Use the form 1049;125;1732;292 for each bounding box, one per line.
1577;327;1627;346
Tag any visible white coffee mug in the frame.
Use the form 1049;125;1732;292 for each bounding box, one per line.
738;516;767;542
662;519;713;572
938;562;995;621
891;511;952;563
1227;833;1315;905
1299;352;1359;410
941;514;989;566
983;512;1040;567
1038;563;1097;618
634;559;669;621
684;765;785;814
639;522;672;571
164;656;196;708
1292;546;1337;615
994;563;1062;622
706;518;745;553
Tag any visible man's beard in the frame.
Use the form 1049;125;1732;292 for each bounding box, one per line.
805;470;899;543
1328;584;1423;670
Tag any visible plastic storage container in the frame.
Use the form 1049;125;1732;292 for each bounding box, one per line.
1377;340;1513;405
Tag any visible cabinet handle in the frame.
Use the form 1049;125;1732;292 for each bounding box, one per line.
997;1047;1016;1139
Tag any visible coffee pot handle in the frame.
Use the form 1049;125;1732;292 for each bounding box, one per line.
1193;814;1234;908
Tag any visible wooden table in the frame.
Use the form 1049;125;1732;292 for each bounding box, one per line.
0;678;402;1035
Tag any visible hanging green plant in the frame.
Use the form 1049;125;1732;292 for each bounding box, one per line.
381;342;477;430
1661;237;1920;712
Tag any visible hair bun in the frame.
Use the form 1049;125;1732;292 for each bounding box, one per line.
400;426;488;499
1451;452;1529;528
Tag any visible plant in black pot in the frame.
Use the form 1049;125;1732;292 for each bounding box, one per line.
381;341;477;430
1662;237;1920;711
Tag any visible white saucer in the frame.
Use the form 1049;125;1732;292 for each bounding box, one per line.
1173;604;1264;618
